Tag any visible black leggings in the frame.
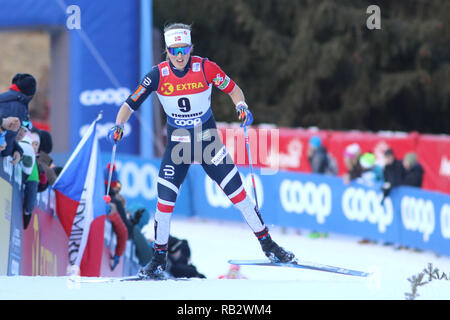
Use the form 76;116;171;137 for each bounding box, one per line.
156;116;245;212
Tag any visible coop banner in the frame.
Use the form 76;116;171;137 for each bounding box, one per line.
190;166;450;256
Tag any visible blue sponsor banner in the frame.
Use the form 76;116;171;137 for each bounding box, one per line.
187;166;450;256
95;153;450;256
394;186;450;252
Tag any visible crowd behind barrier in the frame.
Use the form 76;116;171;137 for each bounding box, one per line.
216;124;450;195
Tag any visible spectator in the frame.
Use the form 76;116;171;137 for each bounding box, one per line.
166;235;206;279
218;264;247;279
383;149;404;188
381;148;405;201
0;73;36;163
143;229;206;279
402;152;424;188
104;164;129;269
37;130;55;178
307;135;338;175
356;152;383;188
307;135;335;239
106;202;128;271
105;164;153;268
35;129;58;188
342;143;363;184
127;202;151;230
19;129;40;229
356;152;384;245
0;117;21;152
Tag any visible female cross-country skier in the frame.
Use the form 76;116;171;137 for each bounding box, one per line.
108;23;296;279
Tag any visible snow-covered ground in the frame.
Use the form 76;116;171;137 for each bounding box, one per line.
1;218;449;300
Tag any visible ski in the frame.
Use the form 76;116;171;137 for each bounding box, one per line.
228;259;370;277
70;275;143;283
72;275;191;283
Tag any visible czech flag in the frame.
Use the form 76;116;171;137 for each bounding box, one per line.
53;114;107;276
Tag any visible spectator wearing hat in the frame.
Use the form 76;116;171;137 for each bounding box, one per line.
36;129;58;186
342;143;363;184
356;152;383;245
307;135;337;175
0;73;36;163
402;152;424;188
19;129;41;229
356;152;383;188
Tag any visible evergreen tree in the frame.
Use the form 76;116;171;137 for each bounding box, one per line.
154;0;450;134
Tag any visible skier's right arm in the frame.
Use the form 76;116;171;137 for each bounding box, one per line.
108;66;160;144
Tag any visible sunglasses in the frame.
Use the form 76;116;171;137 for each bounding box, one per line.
167;46;191;56
21;120;32;130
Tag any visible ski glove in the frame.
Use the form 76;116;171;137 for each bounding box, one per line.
108;123;124;145
111;255;120;271
236;102;253;127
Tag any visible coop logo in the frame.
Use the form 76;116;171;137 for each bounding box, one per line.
441;204;450;239
342;187;393;233
174;118;202;127
205;173;263;208
79;87;130;106
280;179;332;224
113;160;159;200
401;196;435;242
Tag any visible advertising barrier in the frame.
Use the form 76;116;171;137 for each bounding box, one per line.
188;165;450;256
217;125;450;194
0;157;24;276
416;134;450;194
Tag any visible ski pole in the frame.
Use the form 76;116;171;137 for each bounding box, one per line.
104;143;117;203
243;126;259;211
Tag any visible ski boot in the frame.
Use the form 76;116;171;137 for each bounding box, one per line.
138;250;169;280
259;235;297;264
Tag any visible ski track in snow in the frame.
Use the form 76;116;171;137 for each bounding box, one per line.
1;218;450;300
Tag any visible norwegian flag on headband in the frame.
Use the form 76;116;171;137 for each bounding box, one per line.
53;113;107;276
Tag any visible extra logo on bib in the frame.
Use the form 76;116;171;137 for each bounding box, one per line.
160;82;205;96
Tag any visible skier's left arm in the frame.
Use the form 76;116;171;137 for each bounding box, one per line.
204;59;253;127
